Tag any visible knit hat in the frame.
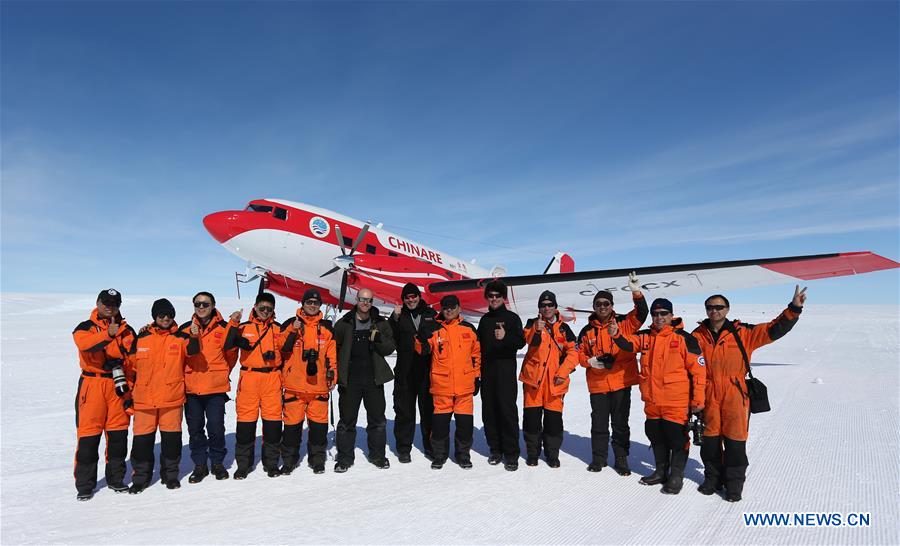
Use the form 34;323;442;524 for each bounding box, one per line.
593;290;614;304
302;289;322;303
483;280;508;299
151;298;176;319
650;298;673;313
440;295;460;309
401;282;421;299
255;292;276;306
538;290;557;307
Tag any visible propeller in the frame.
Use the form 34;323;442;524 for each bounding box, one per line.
234;261;268;300
319;222;371;310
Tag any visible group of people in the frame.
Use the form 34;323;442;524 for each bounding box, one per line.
73;277;806;504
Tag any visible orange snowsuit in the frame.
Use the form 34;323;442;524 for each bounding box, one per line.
225;312;286;422
521;314;579;412
129;324;198;434
691;304;801;440
72;309;137;436
577;293;647;394
613;318;706;425
179;310;237;396
416;316;481;414
280;311;338;425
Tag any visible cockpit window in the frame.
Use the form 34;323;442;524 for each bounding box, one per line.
246;204;273;213
273;207;288;220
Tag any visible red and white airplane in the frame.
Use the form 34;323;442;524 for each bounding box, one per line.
203;198;899;317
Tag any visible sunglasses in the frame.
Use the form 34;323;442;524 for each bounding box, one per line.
193;301;212;309
403;294;419;300
539;303;556;308
257;306;274;313
357;297;373;304
650;311;671;317
303;299;322;306
705;304;727;311
486;293;503;300
100;301;120;308
155;313;174;319
442;305;459;311
594;301;612;308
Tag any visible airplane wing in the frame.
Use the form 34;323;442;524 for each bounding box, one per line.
425;251;899;315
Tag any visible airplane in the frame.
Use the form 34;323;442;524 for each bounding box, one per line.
203;198;899;318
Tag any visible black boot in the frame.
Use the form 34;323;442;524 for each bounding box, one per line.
233;421;256;479
724;438;749;502
640;419;668;485
698;435;723;495
189;464;209;484
261;419;283;476
211;463;229;480
613;456;631;476
661;448;688;494
280;422;302;475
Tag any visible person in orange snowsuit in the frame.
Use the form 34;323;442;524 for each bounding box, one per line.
611;298;706;495
224;292;286;479
279;289;337;475
520;290;579;468
127;298;199;493
71;289;136;501
415;295;481;470
576;272;647;475
691;286;806;502
179;291;238;483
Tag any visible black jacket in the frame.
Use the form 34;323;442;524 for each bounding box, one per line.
388;300;438;372
477;305;526;364
334;306;396;387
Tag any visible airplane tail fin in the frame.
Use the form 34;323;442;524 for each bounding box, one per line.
543;252;574;274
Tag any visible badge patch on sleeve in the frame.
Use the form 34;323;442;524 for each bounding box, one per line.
698;356;706;367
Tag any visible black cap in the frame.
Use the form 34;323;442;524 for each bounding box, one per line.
483;280;507;299
151;298;176;319
401;282;421;299
538;290;557;307
440;295;460;309
255;292;276;306
302;288;322;303
593;290;614;304
193;291;216;306
97;288;122;307
650;298;673;313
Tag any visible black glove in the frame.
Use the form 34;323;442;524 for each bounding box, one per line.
473;377;481;396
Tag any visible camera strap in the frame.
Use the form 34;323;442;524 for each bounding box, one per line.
725;321;754;379
248;323;272;354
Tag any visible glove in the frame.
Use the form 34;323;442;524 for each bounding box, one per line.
588;357;604;369
473;377;481;396
627;271;641;292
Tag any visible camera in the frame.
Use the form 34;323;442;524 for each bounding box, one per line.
111;366;129;396
103;357;124;372
303;348;319;375
689;413;705;446
326;369;335;383
262;350;277;361
598;353;616;370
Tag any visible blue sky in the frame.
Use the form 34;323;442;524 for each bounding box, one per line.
2;1;897;304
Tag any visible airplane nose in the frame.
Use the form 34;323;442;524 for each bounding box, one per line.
203;211;245;243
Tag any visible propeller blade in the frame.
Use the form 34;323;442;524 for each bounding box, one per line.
334;224;347;256
257;276;266;296
320;266;340;278
349;222;371;256
338;272;349;310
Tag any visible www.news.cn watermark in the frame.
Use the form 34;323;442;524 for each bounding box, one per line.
743;512;871;527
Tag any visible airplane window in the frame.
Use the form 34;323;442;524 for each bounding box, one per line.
274;208;288;220
343;236;353;248
446;272;455;278
246;204;273;213
365;244;376;255
388;251;398;257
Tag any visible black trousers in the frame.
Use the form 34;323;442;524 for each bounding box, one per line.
336;382;386;464
74;430;128;494
281;420;329;469
481;358;520;460
130;430;181;486
589;387;632;465
430;413;474;463
523;407;563;461
392;362;433;456
235;419;282;472
184;393;228;467
701;435;749;495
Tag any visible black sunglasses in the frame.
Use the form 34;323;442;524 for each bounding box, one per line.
303;299;322;306
257;305;274;313
357;297;373;304
594;301;612;308
539;303;556;308
155;313;174;319
486;293;503;299
193;301;212;309
650;311;671;317
705;304;727;311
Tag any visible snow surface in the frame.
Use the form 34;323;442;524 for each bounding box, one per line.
1;294;898;545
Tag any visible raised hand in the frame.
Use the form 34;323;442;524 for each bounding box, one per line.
535;318;545;332
494;322;506;340
792;285;807;308
230;309;243;323
607;317;619;337
108;315;120;337
190;319;200;336
393;304;403;317
627;271;641;292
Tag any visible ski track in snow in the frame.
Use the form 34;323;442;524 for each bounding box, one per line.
1;294;897;545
